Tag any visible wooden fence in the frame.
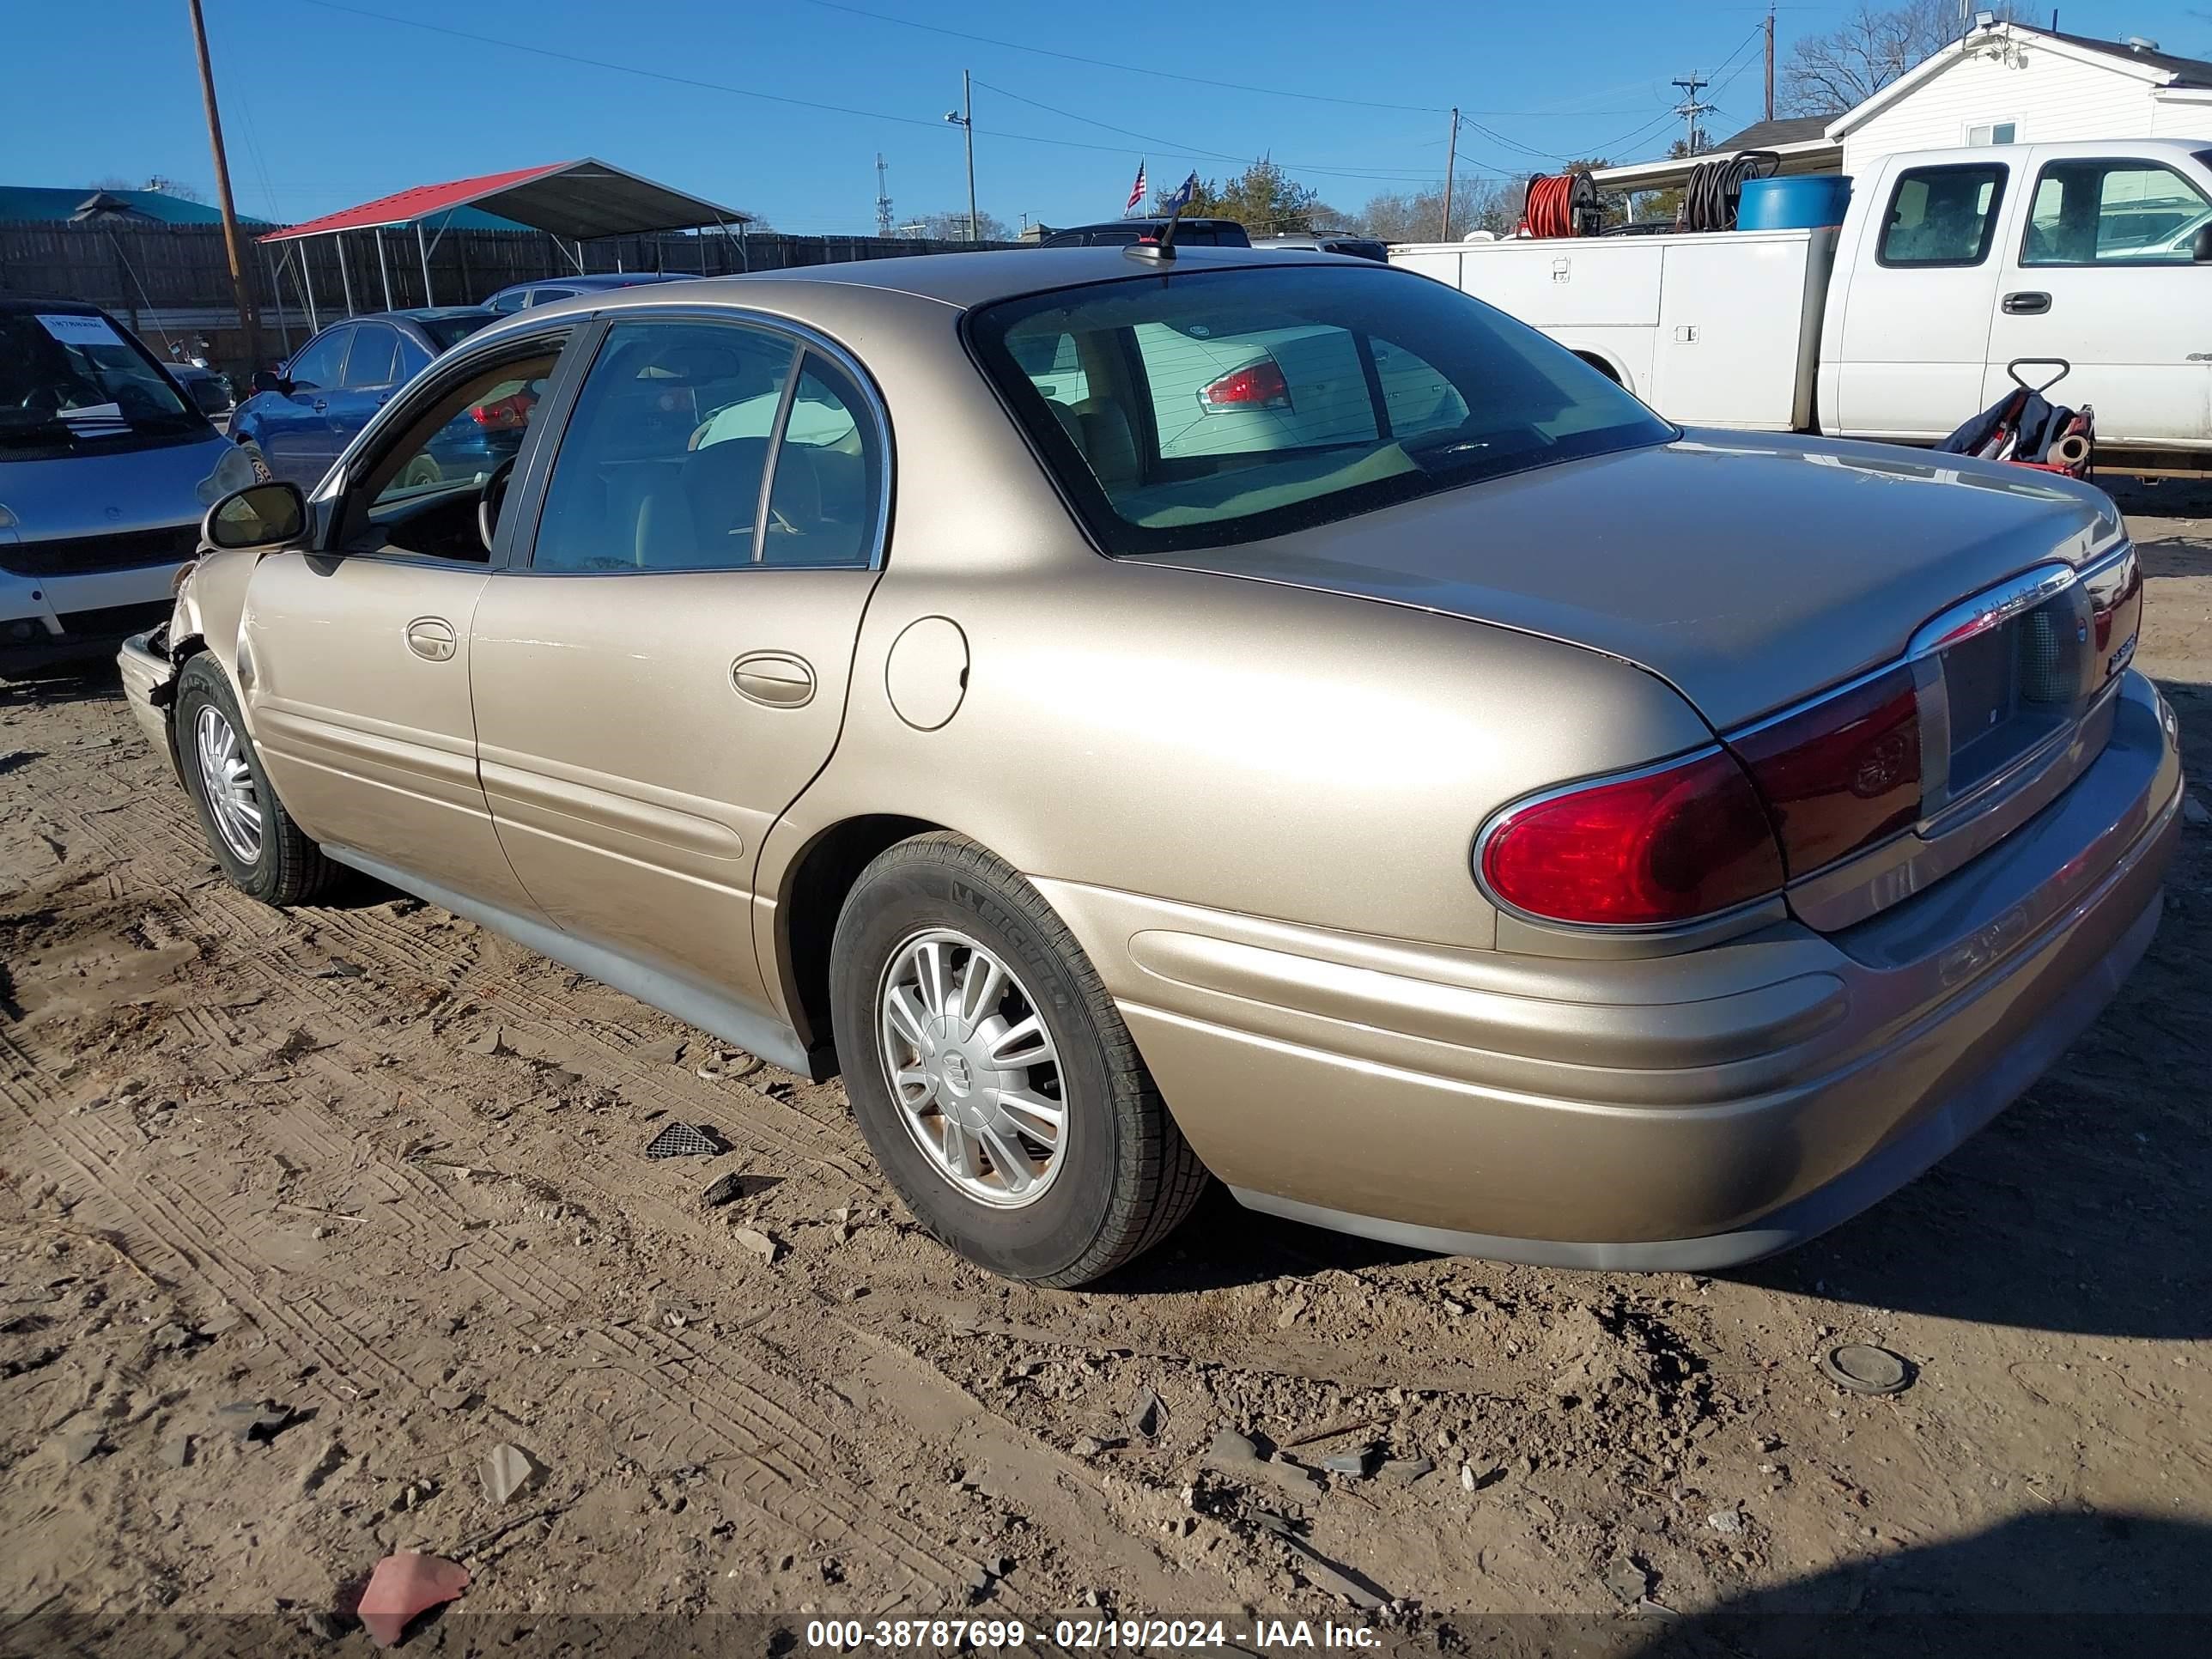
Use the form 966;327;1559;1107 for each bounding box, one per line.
2;220;1017;373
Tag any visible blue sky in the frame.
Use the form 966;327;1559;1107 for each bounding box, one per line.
14;0;2211;234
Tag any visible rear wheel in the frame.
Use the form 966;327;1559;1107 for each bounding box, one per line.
173;655;340;905
830;833;1208;1285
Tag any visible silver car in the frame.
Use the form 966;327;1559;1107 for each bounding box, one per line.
2;296;257;673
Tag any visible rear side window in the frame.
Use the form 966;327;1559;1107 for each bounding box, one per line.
1879;163;2007;266
970;264;1671;556
340;325;399;389
532;319;882;573
2021;159;2212;265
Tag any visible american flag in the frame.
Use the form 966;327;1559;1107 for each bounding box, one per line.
1125;161;1147;215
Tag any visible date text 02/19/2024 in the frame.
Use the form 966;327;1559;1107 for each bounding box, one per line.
803;1619;1382;1650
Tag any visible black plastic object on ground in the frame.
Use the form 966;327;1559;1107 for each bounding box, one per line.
644;1121;731;1159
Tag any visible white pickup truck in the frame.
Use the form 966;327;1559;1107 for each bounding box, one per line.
1391;137;2212;475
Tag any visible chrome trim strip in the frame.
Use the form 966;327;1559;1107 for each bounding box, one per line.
1906;561;2076;659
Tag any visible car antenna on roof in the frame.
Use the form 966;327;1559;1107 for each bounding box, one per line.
1126;170;1200;265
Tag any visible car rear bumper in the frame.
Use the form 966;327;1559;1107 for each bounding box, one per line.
1041;670;2183;1268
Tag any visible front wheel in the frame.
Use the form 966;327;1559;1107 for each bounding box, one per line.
830;834;1208;1285
173;655;340;905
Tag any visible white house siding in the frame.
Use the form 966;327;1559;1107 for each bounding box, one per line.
2150;92;2212;140
1839;43;2160;175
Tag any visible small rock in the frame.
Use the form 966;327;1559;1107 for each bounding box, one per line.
1602;1556;1651;1607
968;1561;995;1599
1707;1507;1747;1536
1321;1448;1376;1479
481;1442;542;1505
1275;1298;1305;1329
427;1385;472;1412
1127;1387;1166;1439
216;1400;293;1443
1376;1456;1434;1485
1072;1436;1109;1459
842;1285;869;1302
463;1026;508;1057
56;1427;106;1465
161;1434;193;1469
1203;1429;1322;1496
733;1227;781;1265
1460;1462;1476;1492
151;1322;200;1352
307;958;363;980
311;1225;331;1241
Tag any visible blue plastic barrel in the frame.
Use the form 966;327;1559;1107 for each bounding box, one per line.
1736;174;1852;230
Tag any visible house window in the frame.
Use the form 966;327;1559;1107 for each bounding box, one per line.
1966;121;2018;146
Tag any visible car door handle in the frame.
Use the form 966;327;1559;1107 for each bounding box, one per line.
731;651;815;708
2002;291;2051;315
404;617;457;662
313;398;328;412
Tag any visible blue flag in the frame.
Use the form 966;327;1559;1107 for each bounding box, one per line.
1164;171;1199;214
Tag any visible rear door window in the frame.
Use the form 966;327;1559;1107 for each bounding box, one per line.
2021;159;2212;264
1878;163;2008;266
339;324;399;389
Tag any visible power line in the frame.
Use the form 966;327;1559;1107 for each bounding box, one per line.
805;0;1661;118
292;0;1489;188
969;77;1478;184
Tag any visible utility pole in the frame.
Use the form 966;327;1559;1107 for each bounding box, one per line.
1440;108;1460;240
185;0;260;369
945;72;978;241
875;153;895;238
1765;3;1777;122
1671;73;1715;154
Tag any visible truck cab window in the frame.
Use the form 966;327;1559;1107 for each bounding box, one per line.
1879;165;2006;267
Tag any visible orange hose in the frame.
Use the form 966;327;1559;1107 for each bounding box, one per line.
1521;173;1584;239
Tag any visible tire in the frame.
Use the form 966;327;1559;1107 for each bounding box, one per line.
236;438;272;481
830;833;1208;1285
173;654;341;906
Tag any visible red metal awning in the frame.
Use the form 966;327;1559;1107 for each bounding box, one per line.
260;157;746;243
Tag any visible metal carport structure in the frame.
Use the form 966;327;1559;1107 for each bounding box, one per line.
257;157;749;325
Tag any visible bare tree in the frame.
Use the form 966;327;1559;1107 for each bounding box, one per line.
1779;0;1959;117
922;209;1012;241
1358;176;1526;241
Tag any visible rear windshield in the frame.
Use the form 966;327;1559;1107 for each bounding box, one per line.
0;310;210;457
416;313;494;352
969;264;1673;554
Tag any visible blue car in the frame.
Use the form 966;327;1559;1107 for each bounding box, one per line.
483;271;698;315
233;308;498;489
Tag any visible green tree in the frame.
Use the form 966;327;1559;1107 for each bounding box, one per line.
1152;160;1324;234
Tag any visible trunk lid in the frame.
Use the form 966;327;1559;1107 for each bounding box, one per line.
1133;432;2123;730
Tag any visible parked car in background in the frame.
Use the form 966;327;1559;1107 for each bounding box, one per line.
1;296;257;673
125;249;2176;1287
483;271;700;314
231;308;498;488
1252;230;1389;261
1037;217;1252;247
169;362;236;431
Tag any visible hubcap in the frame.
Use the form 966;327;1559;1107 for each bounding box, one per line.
193;704;264;863
878;929;1066;1208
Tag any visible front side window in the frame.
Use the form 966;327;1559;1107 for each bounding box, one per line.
0;308;208;458
285;327;349;390
531;319;880;574
1878;164;2007;266
969;264;1668;555
340;343;564;562
2022;159;2212;265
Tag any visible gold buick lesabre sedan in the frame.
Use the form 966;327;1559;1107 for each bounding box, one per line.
121;247;2180;1285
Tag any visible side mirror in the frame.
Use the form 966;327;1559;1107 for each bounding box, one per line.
202;482;307;552
2194;223;2212;264
250;368;289;396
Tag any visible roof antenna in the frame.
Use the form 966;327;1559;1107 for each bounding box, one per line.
1127;169;1199;264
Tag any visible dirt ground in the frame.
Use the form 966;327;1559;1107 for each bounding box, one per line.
3;483;2209;1658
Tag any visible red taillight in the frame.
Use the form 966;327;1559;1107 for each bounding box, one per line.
1198;357;1292;411
1729;665;1923;878
1480;750;1784;927
469;392;533;430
